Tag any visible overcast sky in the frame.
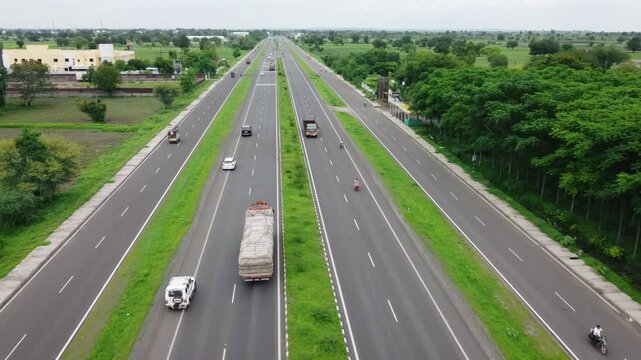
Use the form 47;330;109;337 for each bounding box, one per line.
2;0;639;32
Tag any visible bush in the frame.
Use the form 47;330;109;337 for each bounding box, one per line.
76;99;107;123
153;84;180;108
560;235;576;247
0;190;41;226
179;70;197;93
603;245;625;261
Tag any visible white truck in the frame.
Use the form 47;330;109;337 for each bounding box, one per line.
165;276;196;309
238;201;274;281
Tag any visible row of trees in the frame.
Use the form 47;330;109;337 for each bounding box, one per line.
405;63;641;280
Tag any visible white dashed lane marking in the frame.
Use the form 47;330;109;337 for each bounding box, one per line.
508;248;524;262
95;236;106;249
58;276;74;294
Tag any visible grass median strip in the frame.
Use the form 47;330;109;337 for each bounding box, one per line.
335;111;566;360
289;47;345;107
61;55;262;360
278;59;347;359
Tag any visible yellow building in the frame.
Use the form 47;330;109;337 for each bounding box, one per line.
2;44;135;72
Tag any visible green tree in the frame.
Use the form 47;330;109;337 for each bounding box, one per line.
127;58;149;70
153;57;174;74
0;189;41;226
154;84;180;108
626;36;641;52
506;40;518;49
0;130;80;199
233;48;241;58
114;59;127;71
72;36;85;49
351;33;360;44
16;39;24;48
429;36;454;54
0;67;7;107
91;62;121;95
77;99;107;122
9;60;54;106
371;38;387;49
488;54;509;68
529;38;560;55
173;34;191;53
179;70;197;93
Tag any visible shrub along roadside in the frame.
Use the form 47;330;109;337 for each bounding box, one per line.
288;46;346;107
278;58;347;359
335;111;566;359
0;79;213;279
60;57;262;359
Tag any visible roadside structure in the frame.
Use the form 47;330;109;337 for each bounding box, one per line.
2;44;134;72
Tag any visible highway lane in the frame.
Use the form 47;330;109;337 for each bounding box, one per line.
0;45;264;360
132;44;283;360
281;42;499;360
289;41;641;359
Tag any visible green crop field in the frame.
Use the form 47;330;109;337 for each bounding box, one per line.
0;97;163;125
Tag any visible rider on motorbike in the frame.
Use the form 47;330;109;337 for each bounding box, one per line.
339;139;344;149
353;178;360;190
590;325;603;340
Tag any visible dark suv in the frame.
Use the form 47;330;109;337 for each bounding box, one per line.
241;125;252;136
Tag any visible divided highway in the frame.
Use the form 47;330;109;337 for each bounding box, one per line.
289;41;641;359
132;44;284;360
0;46;263;360
281;42;498;359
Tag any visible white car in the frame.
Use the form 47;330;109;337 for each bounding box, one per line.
260;71;265;76
222;157;237;170
165;276;196;310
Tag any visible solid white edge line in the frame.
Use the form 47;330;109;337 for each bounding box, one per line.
283;53;359;360
275;54;284;360
291;44;469;360
306;51;580;359
55;56;248;360
3;334;27;360
58;275;74;294
508;248;524;262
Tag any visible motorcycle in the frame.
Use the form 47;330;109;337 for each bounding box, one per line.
353;180;360;192
588;332;607;355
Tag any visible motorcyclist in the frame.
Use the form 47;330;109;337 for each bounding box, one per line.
339;139;344;149
353;178;360;190
590;325;603;340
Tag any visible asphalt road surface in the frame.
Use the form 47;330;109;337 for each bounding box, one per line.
288;41;641;360
0;46;263;360
281;41;500;360
132;43;284;360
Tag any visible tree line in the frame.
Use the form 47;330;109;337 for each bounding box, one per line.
302;32;641;287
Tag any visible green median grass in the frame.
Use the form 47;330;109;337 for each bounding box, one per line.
288;47;346;107
60;49;264;360
278;59;347;359
335;111;566;360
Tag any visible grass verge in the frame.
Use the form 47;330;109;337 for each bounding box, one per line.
411;128;641;305
0;79;216;279
335;111;566;359
288;47;346;107
278;59;347;359
62;50;263;360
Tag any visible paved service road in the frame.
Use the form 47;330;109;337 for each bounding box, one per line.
281;41;499;360
289;41;641;360
0;46;263;360
132;43;284;360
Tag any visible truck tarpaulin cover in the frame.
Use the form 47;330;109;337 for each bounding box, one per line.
238;201;274;279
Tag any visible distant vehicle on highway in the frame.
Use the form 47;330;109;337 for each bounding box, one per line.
165;276;196;309
303;120;319;137
222;157;237;170
246;59;251;64
241;125;252;136
230;71;235;78
260;71;265;76
167;127;180;143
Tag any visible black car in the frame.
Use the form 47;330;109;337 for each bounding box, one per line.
241;125;252;136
